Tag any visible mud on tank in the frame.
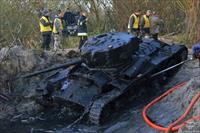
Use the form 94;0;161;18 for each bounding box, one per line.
36;32;188;125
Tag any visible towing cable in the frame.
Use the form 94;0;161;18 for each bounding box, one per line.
142;59;200;133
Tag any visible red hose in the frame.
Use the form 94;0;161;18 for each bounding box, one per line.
142;81;200;133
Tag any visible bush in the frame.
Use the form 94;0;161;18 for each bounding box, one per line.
0;0;40;48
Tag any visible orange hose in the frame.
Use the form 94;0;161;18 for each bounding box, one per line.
142;81;200;133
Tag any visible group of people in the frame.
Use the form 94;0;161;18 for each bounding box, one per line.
38;8;200;64
39;9;88;51
128;9;200;63
39;8;163;51
128;9;163;40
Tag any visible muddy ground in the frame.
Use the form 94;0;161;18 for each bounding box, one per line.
0;46;200;133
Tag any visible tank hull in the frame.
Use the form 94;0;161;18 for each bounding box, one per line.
37;32;188;124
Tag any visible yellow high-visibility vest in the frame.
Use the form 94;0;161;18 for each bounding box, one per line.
53;18;63;34
143;15;150;28
39;16;52;32
128;13;139;29
132;14;139;29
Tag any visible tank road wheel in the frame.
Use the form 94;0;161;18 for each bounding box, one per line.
167;48;188;76
165;59;178;77
157;49;186;85
89;90;121;125
178;48;188;62
166;49;188;78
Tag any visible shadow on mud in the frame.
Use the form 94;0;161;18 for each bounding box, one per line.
0;82;172;133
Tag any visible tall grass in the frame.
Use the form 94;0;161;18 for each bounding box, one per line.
0;0;199;48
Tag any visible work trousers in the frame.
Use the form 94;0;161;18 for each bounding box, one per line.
53;34;62;51
129;28;139;36
152;33;158;40
79;36;88;49
41;33;51;50
143;28;150;34
140;28;150;38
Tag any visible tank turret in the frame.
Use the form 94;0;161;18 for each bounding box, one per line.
80;32;141;67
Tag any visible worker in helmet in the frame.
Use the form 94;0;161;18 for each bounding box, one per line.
39;9;52;50
140;10;151;37
53;10;64;51
192;42;200;66
77;11;88;49
192;42;200;59
127;10;141;36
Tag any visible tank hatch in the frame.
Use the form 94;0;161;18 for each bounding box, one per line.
80;32;141;68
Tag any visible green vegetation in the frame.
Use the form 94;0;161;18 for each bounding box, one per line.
62;37;79;48
0;0;199;49
0;0;40;48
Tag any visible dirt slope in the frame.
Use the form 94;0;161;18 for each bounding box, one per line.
108;55;200;133
0;46;79;120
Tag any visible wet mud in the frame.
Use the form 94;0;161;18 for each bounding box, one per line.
0;46;199;133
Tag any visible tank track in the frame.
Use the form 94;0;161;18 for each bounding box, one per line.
89;89;121;124
88;49;188;125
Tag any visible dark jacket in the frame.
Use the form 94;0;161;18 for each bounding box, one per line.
192;42;200;57
150;15;163;34
63;11;76;25
78;15;87;34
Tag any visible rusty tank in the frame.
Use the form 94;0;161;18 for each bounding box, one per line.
35;32;188;124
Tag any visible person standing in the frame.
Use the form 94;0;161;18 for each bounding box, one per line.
77;12;88;49
150;11;163;40
127;10;141;36
140;10;151;37
39;9;52;50
53;10;64;51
